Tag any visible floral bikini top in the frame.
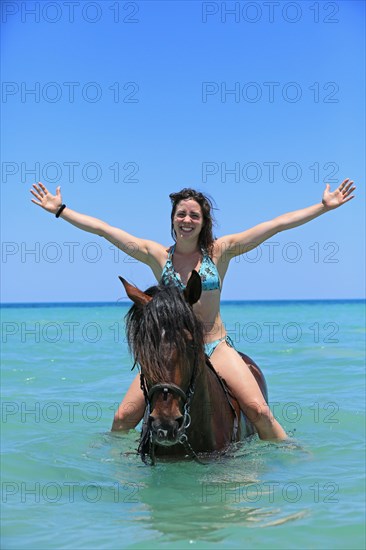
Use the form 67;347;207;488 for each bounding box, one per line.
160;244;221;292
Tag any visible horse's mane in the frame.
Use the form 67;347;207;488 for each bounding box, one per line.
125;284;205;384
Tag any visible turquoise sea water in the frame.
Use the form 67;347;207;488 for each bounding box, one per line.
1;300;365;549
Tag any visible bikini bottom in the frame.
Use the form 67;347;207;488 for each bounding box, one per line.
204;335;236;358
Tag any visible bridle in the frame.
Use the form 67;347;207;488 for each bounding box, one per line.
137;346;205;465
135;338;239;465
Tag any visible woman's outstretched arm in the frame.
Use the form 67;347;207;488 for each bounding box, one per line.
217;178;356;259
30;182;165;265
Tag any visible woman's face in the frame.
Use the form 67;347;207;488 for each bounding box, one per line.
173;199;204;242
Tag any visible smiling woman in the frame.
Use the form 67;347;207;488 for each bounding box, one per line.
30;179;356;443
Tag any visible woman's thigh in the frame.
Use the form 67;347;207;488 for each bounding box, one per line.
210;342;267;407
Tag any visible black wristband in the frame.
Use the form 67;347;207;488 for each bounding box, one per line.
55;204;66;218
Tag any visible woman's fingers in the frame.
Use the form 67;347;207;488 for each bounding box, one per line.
337;179;355;198
344;180;354;193
32;182;49;197
32;183;43;196
30;198;42;206
30;186;49;204
337;178;350;193
30;188;41;199
344;186;356;197
340;181;355;197
39;182;49;194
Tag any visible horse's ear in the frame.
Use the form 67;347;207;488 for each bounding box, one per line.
184;270;202;306
119;276;152;306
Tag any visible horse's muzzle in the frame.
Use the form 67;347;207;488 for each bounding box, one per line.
150;416;185;446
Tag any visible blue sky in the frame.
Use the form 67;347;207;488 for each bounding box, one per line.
1;0;365;303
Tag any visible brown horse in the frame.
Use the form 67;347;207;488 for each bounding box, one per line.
119;271;268;464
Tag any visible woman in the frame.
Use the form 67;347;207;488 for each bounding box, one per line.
30;179;355;441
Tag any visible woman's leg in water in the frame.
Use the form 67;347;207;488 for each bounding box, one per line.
210;342;287;441
111;373;145;431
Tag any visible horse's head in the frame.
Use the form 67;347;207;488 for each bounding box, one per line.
119;271;204;448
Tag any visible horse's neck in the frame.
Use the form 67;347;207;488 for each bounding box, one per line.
189;360;235;450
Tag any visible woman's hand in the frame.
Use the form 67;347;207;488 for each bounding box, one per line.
30;183;62;214
322;178;356;210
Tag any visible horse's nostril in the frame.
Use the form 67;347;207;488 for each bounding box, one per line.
175;416;184;429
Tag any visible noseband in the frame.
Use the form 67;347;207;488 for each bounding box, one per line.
147;382;188;404
137;351;201;465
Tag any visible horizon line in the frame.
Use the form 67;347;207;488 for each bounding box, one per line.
1;298;365;307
